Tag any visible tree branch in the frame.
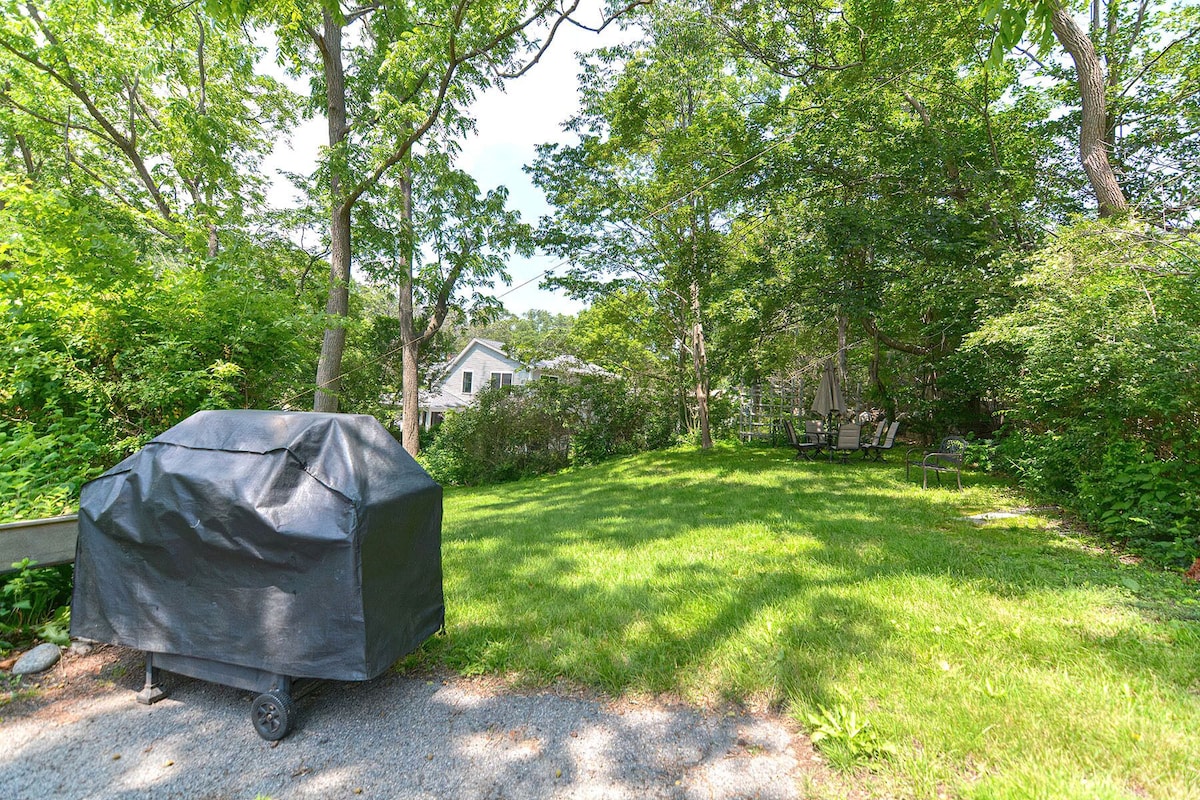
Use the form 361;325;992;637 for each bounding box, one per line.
15;133;38;177
12;2;174;219
0;88;110;142
1118;25;1200;99
344;3;383;24
858;316;932;357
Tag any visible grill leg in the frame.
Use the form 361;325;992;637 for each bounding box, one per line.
136;654;167;704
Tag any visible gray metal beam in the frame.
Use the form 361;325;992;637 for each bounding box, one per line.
0;514;78;572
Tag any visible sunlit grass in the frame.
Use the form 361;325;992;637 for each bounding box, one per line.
403;443;1200;799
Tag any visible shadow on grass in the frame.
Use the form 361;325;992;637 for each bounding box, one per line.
423;446;1200;718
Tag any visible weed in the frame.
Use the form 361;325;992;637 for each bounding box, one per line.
805;703;897;769
1;559;73;653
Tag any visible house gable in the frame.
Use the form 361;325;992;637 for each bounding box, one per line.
426;339;529;412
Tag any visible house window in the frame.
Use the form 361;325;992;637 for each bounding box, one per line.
462;371;473;394
490;372;513;389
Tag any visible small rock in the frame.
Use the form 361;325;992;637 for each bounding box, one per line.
12;643;62;675
70;640;94;657
960;510;1027;524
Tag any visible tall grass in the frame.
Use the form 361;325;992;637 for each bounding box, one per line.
404;444;1200;799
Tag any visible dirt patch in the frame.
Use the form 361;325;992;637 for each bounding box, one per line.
1;644;141;718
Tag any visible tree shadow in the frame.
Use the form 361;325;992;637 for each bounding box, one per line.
432;445;1200;720
0;656;812;799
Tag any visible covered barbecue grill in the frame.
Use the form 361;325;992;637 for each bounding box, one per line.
71;410;444;740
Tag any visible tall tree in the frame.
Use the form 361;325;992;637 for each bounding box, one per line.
531;4;773;446
0;0;293;252
706;0;1046;426
985;0;1200;220
985;0;1127;215
355;150;531;454
260;0;646;412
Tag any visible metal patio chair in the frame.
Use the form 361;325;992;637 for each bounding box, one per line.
783;419;823;460
906;435;969;489
830;423;862;463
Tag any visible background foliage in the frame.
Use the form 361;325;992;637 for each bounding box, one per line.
969;221;1200;564
420;377;677;486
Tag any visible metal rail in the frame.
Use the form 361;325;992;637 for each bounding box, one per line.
0;514;78;573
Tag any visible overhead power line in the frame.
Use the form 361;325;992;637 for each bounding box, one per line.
280;64;922;408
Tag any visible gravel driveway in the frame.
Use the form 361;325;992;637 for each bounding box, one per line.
1;646;845;800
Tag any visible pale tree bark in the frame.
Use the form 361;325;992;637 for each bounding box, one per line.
396;163;465;457
1050;4;1128;217
395;168;422;456
313;9;351;412
681;83;712;449
689;278;712;449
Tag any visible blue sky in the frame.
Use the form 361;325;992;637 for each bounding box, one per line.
263;17;634;317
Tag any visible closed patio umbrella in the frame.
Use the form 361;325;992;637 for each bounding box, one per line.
811;359;845;419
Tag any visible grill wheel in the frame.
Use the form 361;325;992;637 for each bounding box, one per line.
251;689;296;741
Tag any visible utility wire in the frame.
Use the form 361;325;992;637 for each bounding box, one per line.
274;129;793;409
279;64;922;409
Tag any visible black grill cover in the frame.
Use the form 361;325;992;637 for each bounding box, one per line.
72;410;444;681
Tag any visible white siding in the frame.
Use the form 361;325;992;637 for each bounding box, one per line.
435;341;531;407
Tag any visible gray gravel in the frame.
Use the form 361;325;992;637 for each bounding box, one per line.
0;649;824;800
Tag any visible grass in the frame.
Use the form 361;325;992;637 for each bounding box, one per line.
402;443;1200;800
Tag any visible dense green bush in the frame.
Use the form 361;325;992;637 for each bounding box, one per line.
968;220;1200;565
1;559;73;654
0;180;322;523
420;384;569;485
420;377;676;485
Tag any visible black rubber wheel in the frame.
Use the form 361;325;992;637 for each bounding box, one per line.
251;690;295;741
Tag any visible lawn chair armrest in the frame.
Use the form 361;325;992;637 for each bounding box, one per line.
904;446;926;478
922;451;960;468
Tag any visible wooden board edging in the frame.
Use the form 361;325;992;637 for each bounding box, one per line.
0;514;78;573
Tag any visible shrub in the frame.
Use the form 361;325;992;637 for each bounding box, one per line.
1;559;74;653
967;219;1200;565
420;377;676;485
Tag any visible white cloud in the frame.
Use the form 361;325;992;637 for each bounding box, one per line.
261;14;637;316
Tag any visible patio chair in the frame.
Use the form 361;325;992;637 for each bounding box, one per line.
830;423;861;463
859;419;888;458
804;420;826;445
906;435;969;489
782;419;822;461
863;421;901;461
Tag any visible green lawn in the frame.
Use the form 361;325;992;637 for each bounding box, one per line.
404;444;1200;800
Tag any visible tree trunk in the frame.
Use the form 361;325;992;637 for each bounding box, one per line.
689;279;712;449
313;9;350;412
836;310;848;388
314;203;351;411
395;168;421;456
1050;5;1128;217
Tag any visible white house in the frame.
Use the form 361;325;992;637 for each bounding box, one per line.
416;339;530;429
414;339;612;429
